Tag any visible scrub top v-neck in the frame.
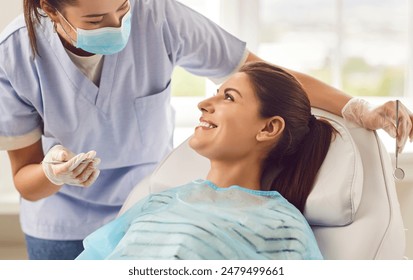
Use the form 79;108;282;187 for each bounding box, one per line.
51;33;117;110
65;50;103;87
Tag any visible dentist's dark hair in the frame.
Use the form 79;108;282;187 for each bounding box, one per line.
24;0;77;56
240;62;337;213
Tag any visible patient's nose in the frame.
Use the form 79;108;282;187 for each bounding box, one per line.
198;97;215;113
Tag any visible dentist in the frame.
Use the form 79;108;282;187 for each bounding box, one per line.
0;0;412;259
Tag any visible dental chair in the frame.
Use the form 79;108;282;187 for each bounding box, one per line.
120;108;406;260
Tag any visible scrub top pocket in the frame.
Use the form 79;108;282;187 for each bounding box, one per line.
134;82;175;164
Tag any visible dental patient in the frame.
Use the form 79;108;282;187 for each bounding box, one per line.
76;62;337;260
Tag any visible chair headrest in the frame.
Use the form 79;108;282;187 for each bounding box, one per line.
304;108;364;226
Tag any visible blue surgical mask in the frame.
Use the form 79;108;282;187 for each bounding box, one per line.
57;9;132;55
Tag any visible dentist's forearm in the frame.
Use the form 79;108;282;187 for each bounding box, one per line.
288;69;352;116
13;163;61;201
7;140;61;201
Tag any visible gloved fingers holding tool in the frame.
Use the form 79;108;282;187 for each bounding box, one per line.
342;98;413;153
42;145;101;187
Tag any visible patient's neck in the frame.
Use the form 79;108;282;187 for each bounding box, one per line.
207;159;262;191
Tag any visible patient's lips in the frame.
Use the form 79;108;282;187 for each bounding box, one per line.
196;118;217;129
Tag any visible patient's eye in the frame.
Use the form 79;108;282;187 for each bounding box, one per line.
224;92;234;102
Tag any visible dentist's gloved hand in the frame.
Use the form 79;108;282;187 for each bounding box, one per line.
342;98;413;153
42;145;101;187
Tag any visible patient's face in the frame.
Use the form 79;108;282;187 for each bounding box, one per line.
190;72;267;161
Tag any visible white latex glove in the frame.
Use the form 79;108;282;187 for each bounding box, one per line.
342;98;413;153
42;145;101;187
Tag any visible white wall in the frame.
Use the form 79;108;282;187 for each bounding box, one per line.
0;1;23;31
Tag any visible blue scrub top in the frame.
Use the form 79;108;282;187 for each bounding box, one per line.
0;0;247;240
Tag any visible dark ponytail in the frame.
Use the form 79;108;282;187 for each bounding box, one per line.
24;0;43;56
240;62;337;213
269;117;336;213
23;0;76;56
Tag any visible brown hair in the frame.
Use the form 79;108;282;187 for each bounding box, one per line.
240;62;337;213
23;0;77;56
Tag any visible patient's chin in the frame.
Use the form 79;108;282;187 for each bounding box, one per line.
188;135;210;158
188;135;200;151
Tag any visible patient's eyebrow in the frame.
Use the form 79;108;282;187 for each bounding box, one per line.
225;88;243;98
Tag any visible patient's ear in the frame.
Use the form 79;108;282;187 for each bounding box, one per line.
256;116;285;142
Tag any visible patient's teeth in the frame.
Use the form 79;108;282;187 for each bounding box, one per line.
198;122;217;128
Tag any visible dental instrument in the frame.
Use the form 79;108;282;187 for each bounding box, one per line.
393;100;405;181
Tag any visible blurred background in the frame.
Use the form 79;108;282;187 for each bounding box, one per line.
1;0;412;260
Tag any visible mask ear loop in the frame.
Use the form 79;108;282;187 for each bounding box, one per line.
54;10;77;46
51;19;57;33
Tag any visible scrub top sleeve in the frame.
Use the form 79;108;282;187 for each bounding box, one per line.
162;0;247;82
0;66;42;151
208;49;249;85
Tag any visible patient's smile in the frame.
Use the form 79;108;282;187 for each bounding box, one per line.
196;118;217;129
197;122;217;129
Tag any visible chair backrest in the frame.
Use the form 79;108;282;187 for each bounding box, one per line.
120;108;406;259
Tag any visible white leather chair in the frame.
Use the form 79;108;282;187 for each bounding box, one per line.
120;108;406;260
